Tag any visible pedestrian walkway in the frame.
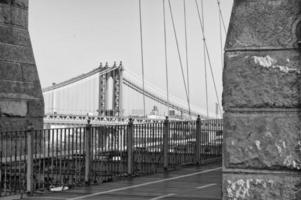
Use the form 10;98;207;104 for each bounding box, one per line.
24;164;222;200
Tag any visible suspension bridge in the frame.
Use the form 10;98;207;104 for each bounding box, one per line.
42;62;217;125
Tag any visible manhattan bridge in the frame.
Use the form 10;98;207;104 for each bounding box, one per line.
42;0;226;127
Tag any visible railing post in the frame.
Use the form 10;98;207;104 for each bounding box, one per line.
195;115;201;165
163;116;169;170
127;118;134;176
26;124;34;194
85;119;91;184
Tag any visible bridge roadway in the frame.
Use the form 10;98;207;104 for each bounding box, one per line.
24;163;221;200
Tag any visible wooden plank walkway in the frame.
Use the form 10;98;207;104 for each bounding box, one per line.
24;164;222;200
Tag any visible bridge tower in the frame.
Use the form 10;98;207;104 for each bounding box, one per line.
223;0;301;199
98;64;107;116
98;62;123;117
0;0;44;130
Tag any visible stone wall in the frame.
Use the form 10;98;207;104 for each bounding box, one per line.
0;0;44;131
223;0;301;199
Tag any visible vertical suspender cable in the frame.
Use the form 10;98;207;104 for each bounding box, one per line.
195;0;222;114
138;0;146;117
85;81;88;114
183;0;191;118
168;0;191;117
217;0;224;71
201;0;209;118
93;76;96;114
52;90;55;114
86;80;91;115
162;0;170;116
218;4;223;69
88;79;90;114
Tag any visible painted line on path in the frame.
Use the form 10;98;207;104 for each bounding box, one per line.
68;167;221;200
149;193;175;200
196;183;217;190
27;197;65;200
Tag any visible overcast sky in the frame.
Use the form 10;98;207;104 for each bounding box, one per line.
28;0;233;116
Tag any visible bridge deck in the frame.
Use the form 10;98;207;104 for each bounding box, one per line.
24;164;221;200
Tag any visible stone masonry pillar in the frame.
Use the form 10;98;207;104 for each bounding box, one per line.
223;1;301;199
0;0;44;131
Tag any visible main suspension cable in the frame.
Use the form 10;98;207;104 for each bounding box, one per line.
162;0;170;116
138;0;146;117
195;0;222;114
167;0;191;117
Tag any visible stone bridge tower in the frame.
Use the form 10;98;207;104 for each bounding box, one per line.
223;0;301;199
0;0;44;130
98;62;123;117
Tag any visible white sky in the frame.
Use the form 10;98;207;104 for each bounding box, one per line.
28;0;233;116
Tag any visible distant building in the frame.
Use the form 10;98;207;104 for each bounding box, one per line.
150;105;159;116
168;110;175;116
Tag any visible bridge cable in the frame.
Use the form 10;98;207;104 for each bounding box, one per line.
138;0;146;117
167;0;191;117
124;71;189;109
216;0;227;34
162;0;170;116
200;0;209;118
123;77;201;117
217;1;224;70
183;0;191;118
195;0;222;114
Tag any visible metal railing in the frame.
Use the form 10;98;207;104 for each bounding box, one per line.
32;127;86;190
0;117;223;197
0;130;27;197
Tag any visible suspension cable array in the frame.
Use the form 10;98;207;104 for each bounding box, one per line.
167;0;191;117
134;0;225;118
195;0;222;114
